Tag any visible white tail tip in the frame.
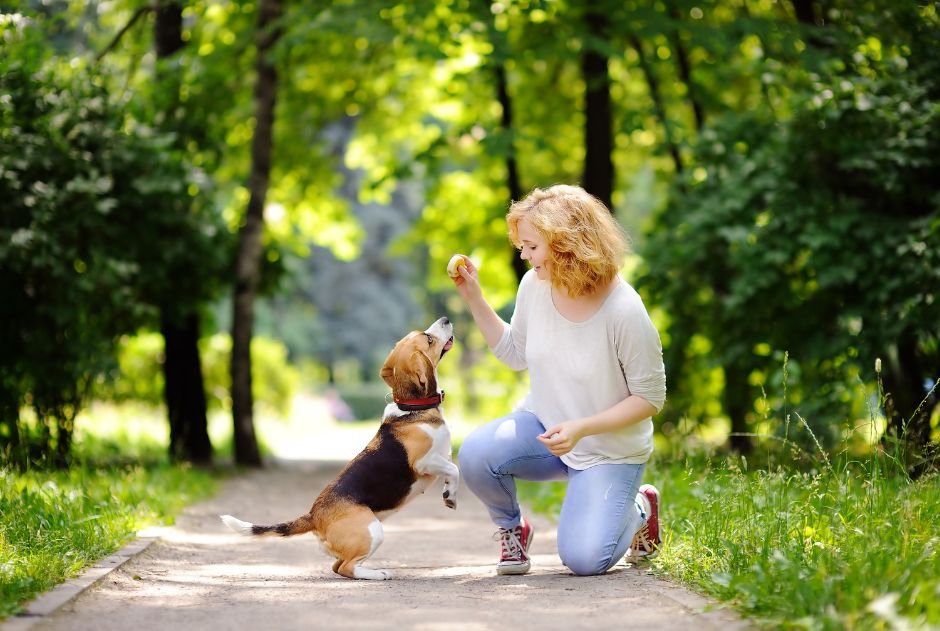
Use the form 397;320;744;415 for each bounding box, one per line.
220;514;253;535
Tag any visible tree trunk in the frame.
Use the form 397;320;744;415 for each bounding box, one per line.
155;2;213;465
581;9;613;211
790;0;832;49
231;0;282;467
882;332;938;477
154;2;183;59
790;0;819;26
494;62;528;282
0;383;24;469
480;0;527;283
724;361;753;454
162;314;212;464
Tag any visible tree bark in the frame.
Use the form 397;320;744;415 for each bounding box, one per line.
790;0;819;26
478;0;527;283
231;0;282;467
494;62;528;282
723;361;754;454
882;331;938;477
163;314;212;463
154;3;183;58
155;2;213;465
0;383;24;469
581;9;614;211
790;0;833;49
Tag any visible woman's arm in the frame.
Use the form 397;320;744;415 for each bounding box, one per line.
451;260;529;370
537;395;658;456
452;262;508;349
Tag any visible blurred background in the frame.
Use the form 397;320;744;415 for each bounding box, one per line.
1;0;937;473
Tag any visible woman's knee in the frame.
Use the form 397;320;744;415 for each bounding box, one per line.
558;538;615;576
559;548;613;576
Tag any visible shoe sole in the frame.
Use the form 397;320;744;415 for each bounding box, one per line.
497;562;531;575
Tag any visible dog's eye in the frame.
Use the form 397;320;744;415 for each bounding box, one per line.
425;333;434;346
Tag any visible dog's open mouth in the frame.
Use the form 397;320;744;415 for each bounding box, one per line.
441;336;454;358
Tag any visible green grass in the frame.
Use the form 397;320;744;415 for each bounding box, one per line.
0;443;218;619
518;453;939;629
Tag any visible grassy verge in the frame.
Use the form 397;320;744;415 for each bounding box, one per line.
0;448;218;619
518;454;939;629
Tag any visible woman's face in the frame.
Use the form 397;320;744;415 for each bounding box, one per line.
516;217;550;280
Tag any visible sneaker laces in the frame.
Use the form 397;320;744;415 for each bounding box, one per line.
493;525;524;560
631;522;654;554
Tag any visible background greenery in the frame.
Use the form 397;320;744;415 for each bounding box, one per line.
3;0;936;471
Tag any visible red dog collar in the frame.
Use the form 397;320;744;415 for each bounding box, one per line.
395;391;445;411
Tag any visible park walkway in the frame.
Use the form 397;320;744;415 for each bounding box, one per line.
7;455;751;631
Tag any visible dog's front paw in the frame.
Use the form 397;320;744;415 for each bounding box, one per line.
443;490;457;509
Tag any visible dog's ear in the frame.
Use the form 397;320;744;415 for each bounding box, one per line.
380;348;397;387
409;350;437;395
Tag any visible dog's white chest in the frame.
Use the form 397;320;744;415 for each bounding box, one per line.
414;422;452;471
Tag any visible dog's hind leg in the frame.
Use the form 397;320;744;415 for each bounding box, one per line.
325;509;390;580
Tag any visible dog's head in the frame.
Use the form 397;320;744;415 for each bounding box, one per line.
380;317;454;402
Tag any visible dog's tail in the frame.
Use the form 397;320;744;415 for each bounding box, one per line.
220;513;316;537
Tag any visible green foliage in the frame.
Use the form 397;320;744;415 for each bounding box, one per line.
199;334;300;418
93;334;166;406
6;0;940;470
93;333;300;419
654;457;940;629
639;3;940;449
0;13;230;467
0;461;217;618
518;453;940;629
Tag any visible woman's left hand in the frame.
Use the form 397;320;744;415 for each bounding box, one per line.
537;420;585;456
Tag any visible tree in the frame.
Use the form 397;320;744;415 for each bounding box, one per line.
231;0;284;467
0;15;223;467
579;4;614;210
154;1;213;465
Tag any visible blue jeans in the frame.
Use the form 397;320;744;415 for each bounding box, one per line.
458;411;646;576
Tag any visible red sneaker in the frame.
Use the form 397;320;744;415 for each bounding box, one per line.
494;515;534;575
628;484;661;558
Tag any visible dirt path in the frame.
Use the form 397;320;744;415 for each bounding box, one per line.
22;458;750;630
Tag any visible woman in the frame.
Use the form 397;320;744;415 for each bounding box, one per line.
451;184;666;576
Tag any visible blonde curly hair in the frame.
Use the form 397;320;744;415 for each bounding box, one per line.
506;184;629;297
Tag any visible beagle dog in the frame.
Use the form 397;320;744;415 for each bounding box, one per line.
221;317;458;580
